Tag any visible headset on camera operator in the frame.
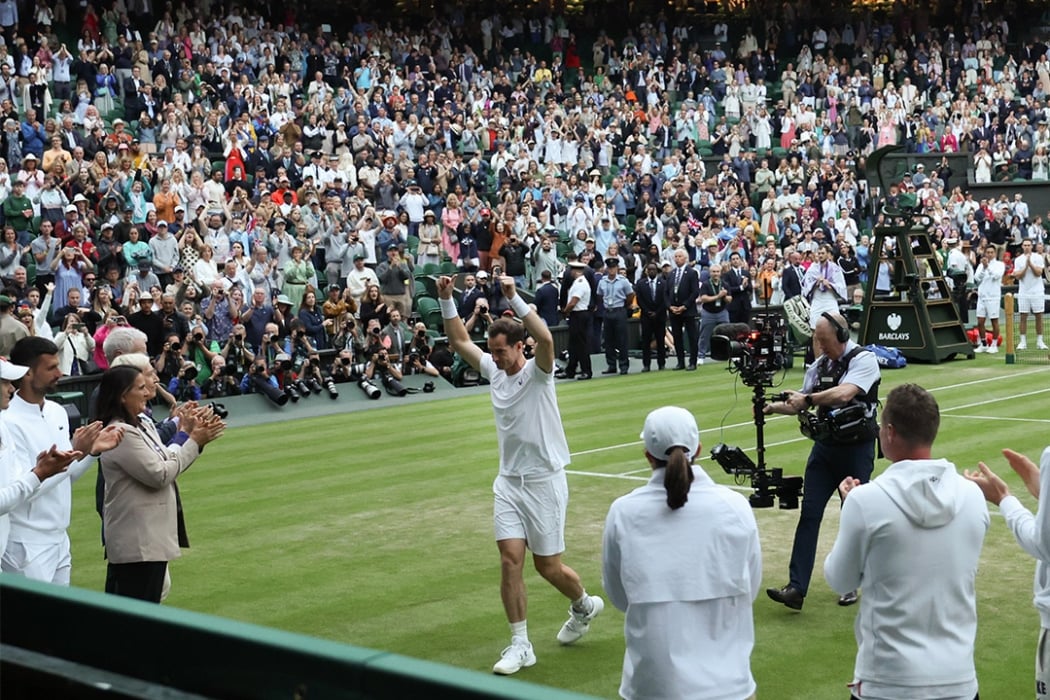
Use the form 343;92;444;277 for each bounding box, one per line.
763;312;881;611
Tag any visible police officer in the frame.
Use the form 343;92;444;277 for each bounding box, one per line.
597;258;634;375
556;261;593;380
762;312;881;610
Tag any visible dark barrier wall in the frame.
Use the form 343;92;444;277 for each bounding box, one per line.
0;575;599;700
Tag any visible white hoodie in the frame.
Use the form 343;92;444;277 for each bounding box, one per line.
825;459;989;698
999;447;1050;628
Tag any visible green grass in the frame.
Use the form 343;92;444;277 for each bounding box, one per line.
67;355;1048;699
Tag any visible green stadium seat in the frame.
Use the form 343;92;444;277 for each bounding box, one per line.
416;297;444;332
439;261;458;274
422;263;440;275
406;236;419;255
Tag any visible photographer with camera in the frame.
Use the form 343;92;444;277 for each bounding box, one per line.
763;312;881;611
404;322;440;378
465;296;495;341
201;356;241;399
168;361;203;402
221;323;254;380
365;347;406;396
239;357;294;406
155;333;187;387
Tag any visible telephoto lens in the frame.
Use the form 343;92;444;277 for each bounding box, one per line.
286;384;301;402
207;402;229;419
308;378;323;394
325;378;339;399
358;378;381;400
295;379;311;397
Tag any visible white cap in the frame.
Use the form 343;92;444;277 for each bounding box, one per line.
640;406;700;459
0;358;28;381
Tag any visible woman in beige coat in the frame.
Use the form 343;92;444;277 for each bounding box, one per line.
98;366;224;602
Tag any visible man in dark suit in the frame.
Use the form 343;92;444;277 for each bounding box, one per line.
533;270;561;327
664;249;700;370
634;261;667;371
723;252;753;324
781;250;806;301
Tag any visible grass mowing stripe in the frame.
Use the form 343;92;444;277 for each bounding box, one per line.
64;359;1046;699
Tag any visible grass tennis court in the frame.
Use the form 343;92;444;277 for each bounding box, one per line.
67;353;1046;699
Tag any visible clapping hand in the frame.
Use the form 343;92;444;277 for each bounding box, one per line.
32;445;83;481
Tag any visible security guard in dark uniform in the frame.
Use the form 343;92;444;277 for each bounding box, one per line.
762;312;881;610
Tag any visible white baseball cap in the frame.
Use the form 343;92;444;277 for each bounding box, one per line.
0;359;28;381
640;406;700;458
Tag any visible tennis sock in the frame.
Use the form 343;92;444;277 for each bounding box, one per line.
510;620;528;644
572;592;590;613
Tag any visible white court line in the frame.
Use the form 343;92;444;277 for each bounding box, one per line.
944;414;1050;424
569;368;1047;460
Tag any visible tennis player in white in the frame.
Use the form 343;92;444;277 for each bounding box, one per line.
438;274;603;675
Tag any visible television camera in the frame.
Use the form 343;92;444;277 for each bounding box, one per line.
708;315;802;509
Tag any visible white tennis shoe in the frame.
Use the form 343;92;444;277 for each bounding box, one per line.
557;595;604;645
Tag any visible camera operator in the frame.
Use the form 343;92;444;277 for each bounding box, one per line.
465;297;494;340
154;333;186;386
365;348;406;396
184;326;217;378
404;322;440;377
239;357;290;405
362;318;386;361
221;322;255;379
329;349;357;384
201;355;241;399
331;312;363;358
762;312;881;611
168;361;203;402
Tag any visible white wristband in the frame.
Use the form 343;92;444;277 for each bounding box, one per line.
509;294;531;319
439;297;459;320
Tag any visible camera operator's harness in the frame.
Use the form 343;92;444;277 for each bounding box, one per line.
797;347;881;446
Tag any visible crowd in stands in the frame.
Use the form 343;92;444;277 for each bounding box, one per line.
0;0;1047;399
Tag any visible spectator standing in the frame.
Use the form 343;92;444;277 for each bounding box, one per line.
603;406;760;700
826;384;988;700
1;337;123;584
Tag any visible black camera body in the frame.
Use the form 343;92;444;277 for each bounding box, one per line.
710;314;788;388
710;442;803;509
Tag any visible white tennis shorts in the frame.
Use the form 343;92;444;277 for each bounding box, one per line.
493;470;568;556
1019;295;1046;315
975;296;1001;319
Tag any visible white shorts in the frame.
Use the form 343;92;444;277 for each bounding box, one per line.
1;534;72;585
1038;627;1050;699
975;297;1001;319
1019;295;1046;315
493;471;568;556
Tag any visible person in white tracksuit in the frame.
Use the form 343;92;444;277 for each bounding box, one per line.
603;407;761;700
825;383;989;700
967;446;1050;699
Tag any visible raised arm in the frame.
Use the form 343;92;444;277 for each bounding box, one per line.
437;275;483;371
499;275;554;374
